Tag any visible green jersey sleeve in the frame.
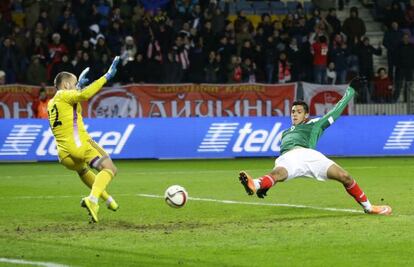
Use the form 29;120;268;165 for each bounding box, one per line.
313;86;355;130
307;86;355;148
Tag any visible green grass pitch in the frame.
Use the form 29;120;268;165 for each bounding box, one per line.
0;157;413;266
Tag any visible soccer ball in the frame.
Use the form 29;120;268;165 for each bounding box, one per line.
164;185;188;208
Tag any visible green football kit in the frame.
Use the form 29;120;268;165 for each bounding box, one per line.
280;87;355;155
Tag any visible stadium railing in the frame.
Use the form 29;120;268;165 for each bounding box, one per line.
353;81;414;115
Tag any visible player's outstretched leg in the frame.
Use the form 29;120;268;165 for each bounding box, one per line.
239;171;256;195
365;205;392;215
327;164;392;215
238;171;275;198
345;180;392;215
78;168;119;211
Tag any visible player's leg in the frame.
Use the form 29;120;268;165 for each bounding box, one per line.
239;166;288;198
84;140;118;217
89;156;117;204
80;140;118;222
327;163;392;215
60;154;116;209
60;155;100;222
239;149;310;198
77;167;118;211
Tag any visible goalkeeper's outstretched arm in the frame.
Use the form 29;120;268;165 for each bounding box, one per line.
73;76;108;102
68;56;120;103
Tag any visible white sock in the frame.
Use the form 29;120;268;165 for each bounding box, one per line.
88;195;98;204
106;196;113;206
361;200;372;211
253;179;261;190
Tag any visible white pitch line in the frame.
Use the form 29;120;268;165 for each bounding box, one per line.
0;195;81;200
1;193;406;216
0;258;69;267
137;194;364;214
2;165;414;179
0;193;363;214
0;169;250;179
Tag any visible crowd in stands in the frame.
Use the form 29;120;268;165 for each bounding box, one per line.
0;0;412;103
376;0;414;103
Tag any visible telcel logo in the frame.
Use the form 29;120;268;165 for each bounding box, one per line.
232;122;283;152
36;124;135;156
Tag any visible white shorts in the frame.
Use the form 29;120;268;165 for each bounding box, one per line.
274;148;335;181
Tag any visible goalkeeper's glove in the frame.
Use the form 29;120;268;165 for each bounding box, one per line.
76;67;90;89
104;56;120;81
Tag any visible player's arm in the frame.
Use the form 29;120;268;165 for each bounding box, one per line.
66;56;120;104
315;83;355;130
70;76;107;102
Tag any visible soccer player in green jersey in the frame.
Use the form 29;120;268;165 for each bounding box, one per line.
239;78;392;215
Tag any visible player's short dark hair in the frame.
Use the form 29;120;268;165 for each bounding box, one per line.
54;72;74;89
377;67;386;74
292;100;309;113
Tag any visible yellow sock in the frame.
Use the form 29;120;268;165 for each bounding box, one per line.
79;169;110;201
90;169;114;200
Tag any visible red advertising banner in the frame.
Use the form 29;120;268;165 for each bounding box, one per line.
0;83;297;118
0;85;56;118
302;82;354;116
88;83;297;118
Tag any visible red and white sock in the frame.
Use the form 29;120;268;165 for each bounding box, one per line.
345;179;372;211
253;175;275;191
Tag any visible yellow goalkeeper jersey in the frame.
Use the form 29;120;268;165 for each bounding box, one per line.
47;77;107;156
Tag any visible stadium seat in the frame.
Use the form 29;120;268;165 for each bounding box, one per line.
219;0;237;14
218;0;224;10
227;14;263;28
253;1;271;15
236;1;255;15
286;1;300;13
270;1;287;15
227;2;237;14
303;1;314;14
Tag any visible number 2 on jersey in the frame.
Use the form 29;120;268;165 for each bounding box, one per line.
49;104;63;128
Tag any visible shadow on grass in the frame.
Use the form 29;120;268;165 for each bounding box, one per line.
0;234;238;267
1;220;212;235
0;212;371;266
2;211;362;235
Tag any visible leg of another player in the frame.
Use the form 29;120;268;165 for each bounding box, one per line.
239;166;288;198
327;163;392;215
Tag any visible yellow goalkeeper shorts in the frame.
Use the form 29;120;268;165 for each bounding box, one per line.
59;139;109;171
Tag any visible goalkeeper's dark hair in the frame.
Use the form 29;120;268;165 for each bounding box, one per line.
54;72;74;89
292;100;309;113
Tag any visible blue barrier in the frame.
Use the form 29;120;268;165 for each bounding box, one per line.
0;116;413;161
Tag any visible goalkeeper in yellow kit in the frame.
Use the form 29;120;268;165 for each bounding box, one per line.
47;56;120;223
